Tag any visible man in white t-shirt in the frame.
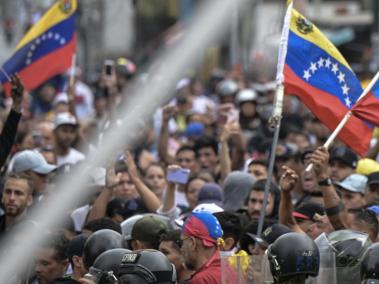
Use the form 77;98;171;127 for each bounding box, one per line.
53;112;85;166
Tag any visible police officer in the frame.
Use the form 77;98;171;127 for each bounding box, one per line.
267;232;320;284
82;229;124;271
83;248;131;284
118;250;176;284
361;243;379;284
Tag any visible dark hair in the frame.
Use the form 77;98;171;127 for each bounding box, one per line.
193;135;218;156
40;232;69;261
67;234;88;266
160;229;182;250
176;145;195;157
214;212;242;248
247;179;281;219
114;159;128;174
83;218;122;234
248;159;268;169
348;208;379;241
185;175;208;193
144;162;165;176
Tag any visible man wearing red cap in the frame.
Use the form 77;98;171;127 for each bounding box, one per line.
180;211;239;283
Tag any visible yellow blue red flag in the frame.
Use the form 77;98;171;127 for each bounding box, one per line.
284;9;372;156
0;0;77;93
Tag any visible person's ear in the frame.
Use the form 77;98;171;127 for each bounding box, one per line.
191;237;200;252
72;255;82;268
223;237;235;251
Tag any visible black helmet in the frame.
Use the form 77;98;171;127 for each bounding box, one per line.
315;230;372;284
118;249;176;283
93;248;132;277
83;229;123;270
361;280;379;284
361;243;379;281
267;232;320;282
84;248;132;284
325;230;371;268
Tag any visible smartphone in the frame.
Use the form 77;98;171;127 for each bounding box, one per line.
104;59;114;76
167;168;191;184
227;109;239;123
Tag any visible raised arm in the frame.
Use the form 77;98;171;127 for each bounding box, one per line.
157;105;177;165
310;146;347;230
125;151;161;212
0;75;23;168
279;165;304;233
86;168;120;223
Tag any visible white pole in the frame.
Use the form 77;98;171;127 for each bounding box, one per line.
257;1;292;237
0;67;11;82
69;53;77;88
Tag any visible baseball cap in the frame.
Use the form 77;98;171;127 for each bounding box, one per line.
293;202;325;221
356;159;379;175
236;89;257;103
182;211;223;247
335;174;367;194
247;224;292;248
192;203;224;214
197;183;223;207
11;150;56;174
184;122;204;138
367;171;379;186
330;146;358;169
54;112;78;129
131;216;168;243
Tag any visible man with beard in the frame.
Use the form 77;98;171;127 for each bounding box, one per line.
53;112;85;166
0;173;33;235
180;211;238;283
245;179;280;222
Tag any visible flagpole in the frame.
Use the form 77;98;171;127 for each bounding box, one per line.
0;67;11;82
69;53;77;88
257;1;293;237
306;69;379;172
68;53;77;117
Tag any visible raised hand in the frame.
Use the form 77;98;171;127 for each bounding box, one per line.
309;146;330;179
279;165;299;192
10;74;24;111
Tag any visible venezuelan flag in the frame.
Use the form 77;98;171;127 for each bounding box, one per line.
284;9;372;156
0;0;77;93
353;78;379;129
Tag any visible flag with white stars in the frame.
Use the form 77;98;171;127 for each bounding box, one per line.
0;0;77;94
281;8;373;156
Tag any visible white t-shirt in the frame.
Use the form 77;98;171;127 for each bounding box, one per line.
71;204;91;232
74;80;95;121
57;148;85;166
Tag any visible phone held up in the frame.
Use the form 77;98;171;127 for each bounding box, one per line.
167;168;191;184
104;59;114;76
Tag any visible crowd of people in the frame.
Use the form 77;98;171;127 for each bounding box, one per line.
0;54;378;284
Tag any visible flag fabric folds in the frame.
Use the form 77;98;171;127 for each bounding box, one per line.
283;8;372;156
0;0;77;93
353;80;379;128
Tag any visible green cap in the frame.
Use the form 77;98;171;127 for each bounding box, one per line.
131;216;168;244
